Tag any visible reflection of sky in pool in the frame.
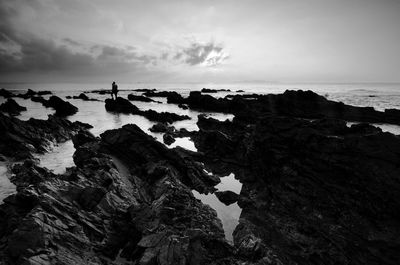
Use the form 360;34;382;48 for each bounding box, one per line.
193;173;242;242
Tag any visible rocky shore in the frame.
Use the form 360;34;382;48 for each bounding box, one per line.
0;89;399;264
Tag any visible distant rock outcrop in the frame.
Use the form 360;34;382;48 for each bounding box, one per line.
0;99;27;116
105;97;190;123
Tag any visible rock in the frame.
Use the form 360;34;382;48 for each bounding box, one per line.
163;133;175;145
0;88;14;98
141;109;190;124
201;88;231;93
127;94;158;103
178;103;188;110
0;112;91;160
37;90;52;95
72;93;99;101
72;130;97;148
0;120;238;264
31;96;46;104
42;96;78;116
149;122;170;133
192;114;400;264
133;88;157;93
215;190;239;205
0;99;27;115
105;97;190;123
105;97;140;114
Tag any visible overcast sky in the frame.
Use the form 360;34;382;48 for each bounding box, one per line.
1;0;399;83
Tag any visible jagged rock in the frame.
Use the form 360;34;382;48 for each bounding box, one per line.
42;96;78;116
215;190;239;205
101;124;219;193
193;114;400;264
0;99;27;115
0;112;91;160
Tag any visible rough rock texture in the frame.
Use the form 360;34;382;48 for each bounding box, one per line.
0;99;27;116
192;114;400;265
0;112;92;160
105;97;190;123
0;123;241;265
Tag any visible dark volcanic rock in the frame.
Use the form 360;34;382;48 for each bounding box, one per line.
0;112;91;160
0;99;27;115
132;88;157;93
42;96;78;116
215;190;239;205
193;114;400;265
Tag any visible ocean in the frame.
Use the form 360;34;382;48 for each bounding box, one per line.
1;81;400;241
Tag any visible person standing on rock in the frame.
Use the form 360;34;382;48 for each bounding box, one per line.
111;81;118;100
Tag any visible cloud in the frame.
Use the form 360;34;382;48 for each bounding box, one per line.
175;41;229;67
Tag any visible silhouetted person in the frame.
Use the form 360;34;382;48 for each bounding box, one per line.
112;81;118;100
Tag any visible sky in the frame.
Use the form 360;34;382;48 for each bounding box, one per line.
0;0;399;83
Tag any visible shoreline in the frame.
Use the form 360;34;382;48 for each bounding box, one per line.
1;87;400;264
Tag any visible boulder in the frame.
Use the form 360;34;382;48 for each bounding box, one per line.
215;190;239;205
163;133;175;145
